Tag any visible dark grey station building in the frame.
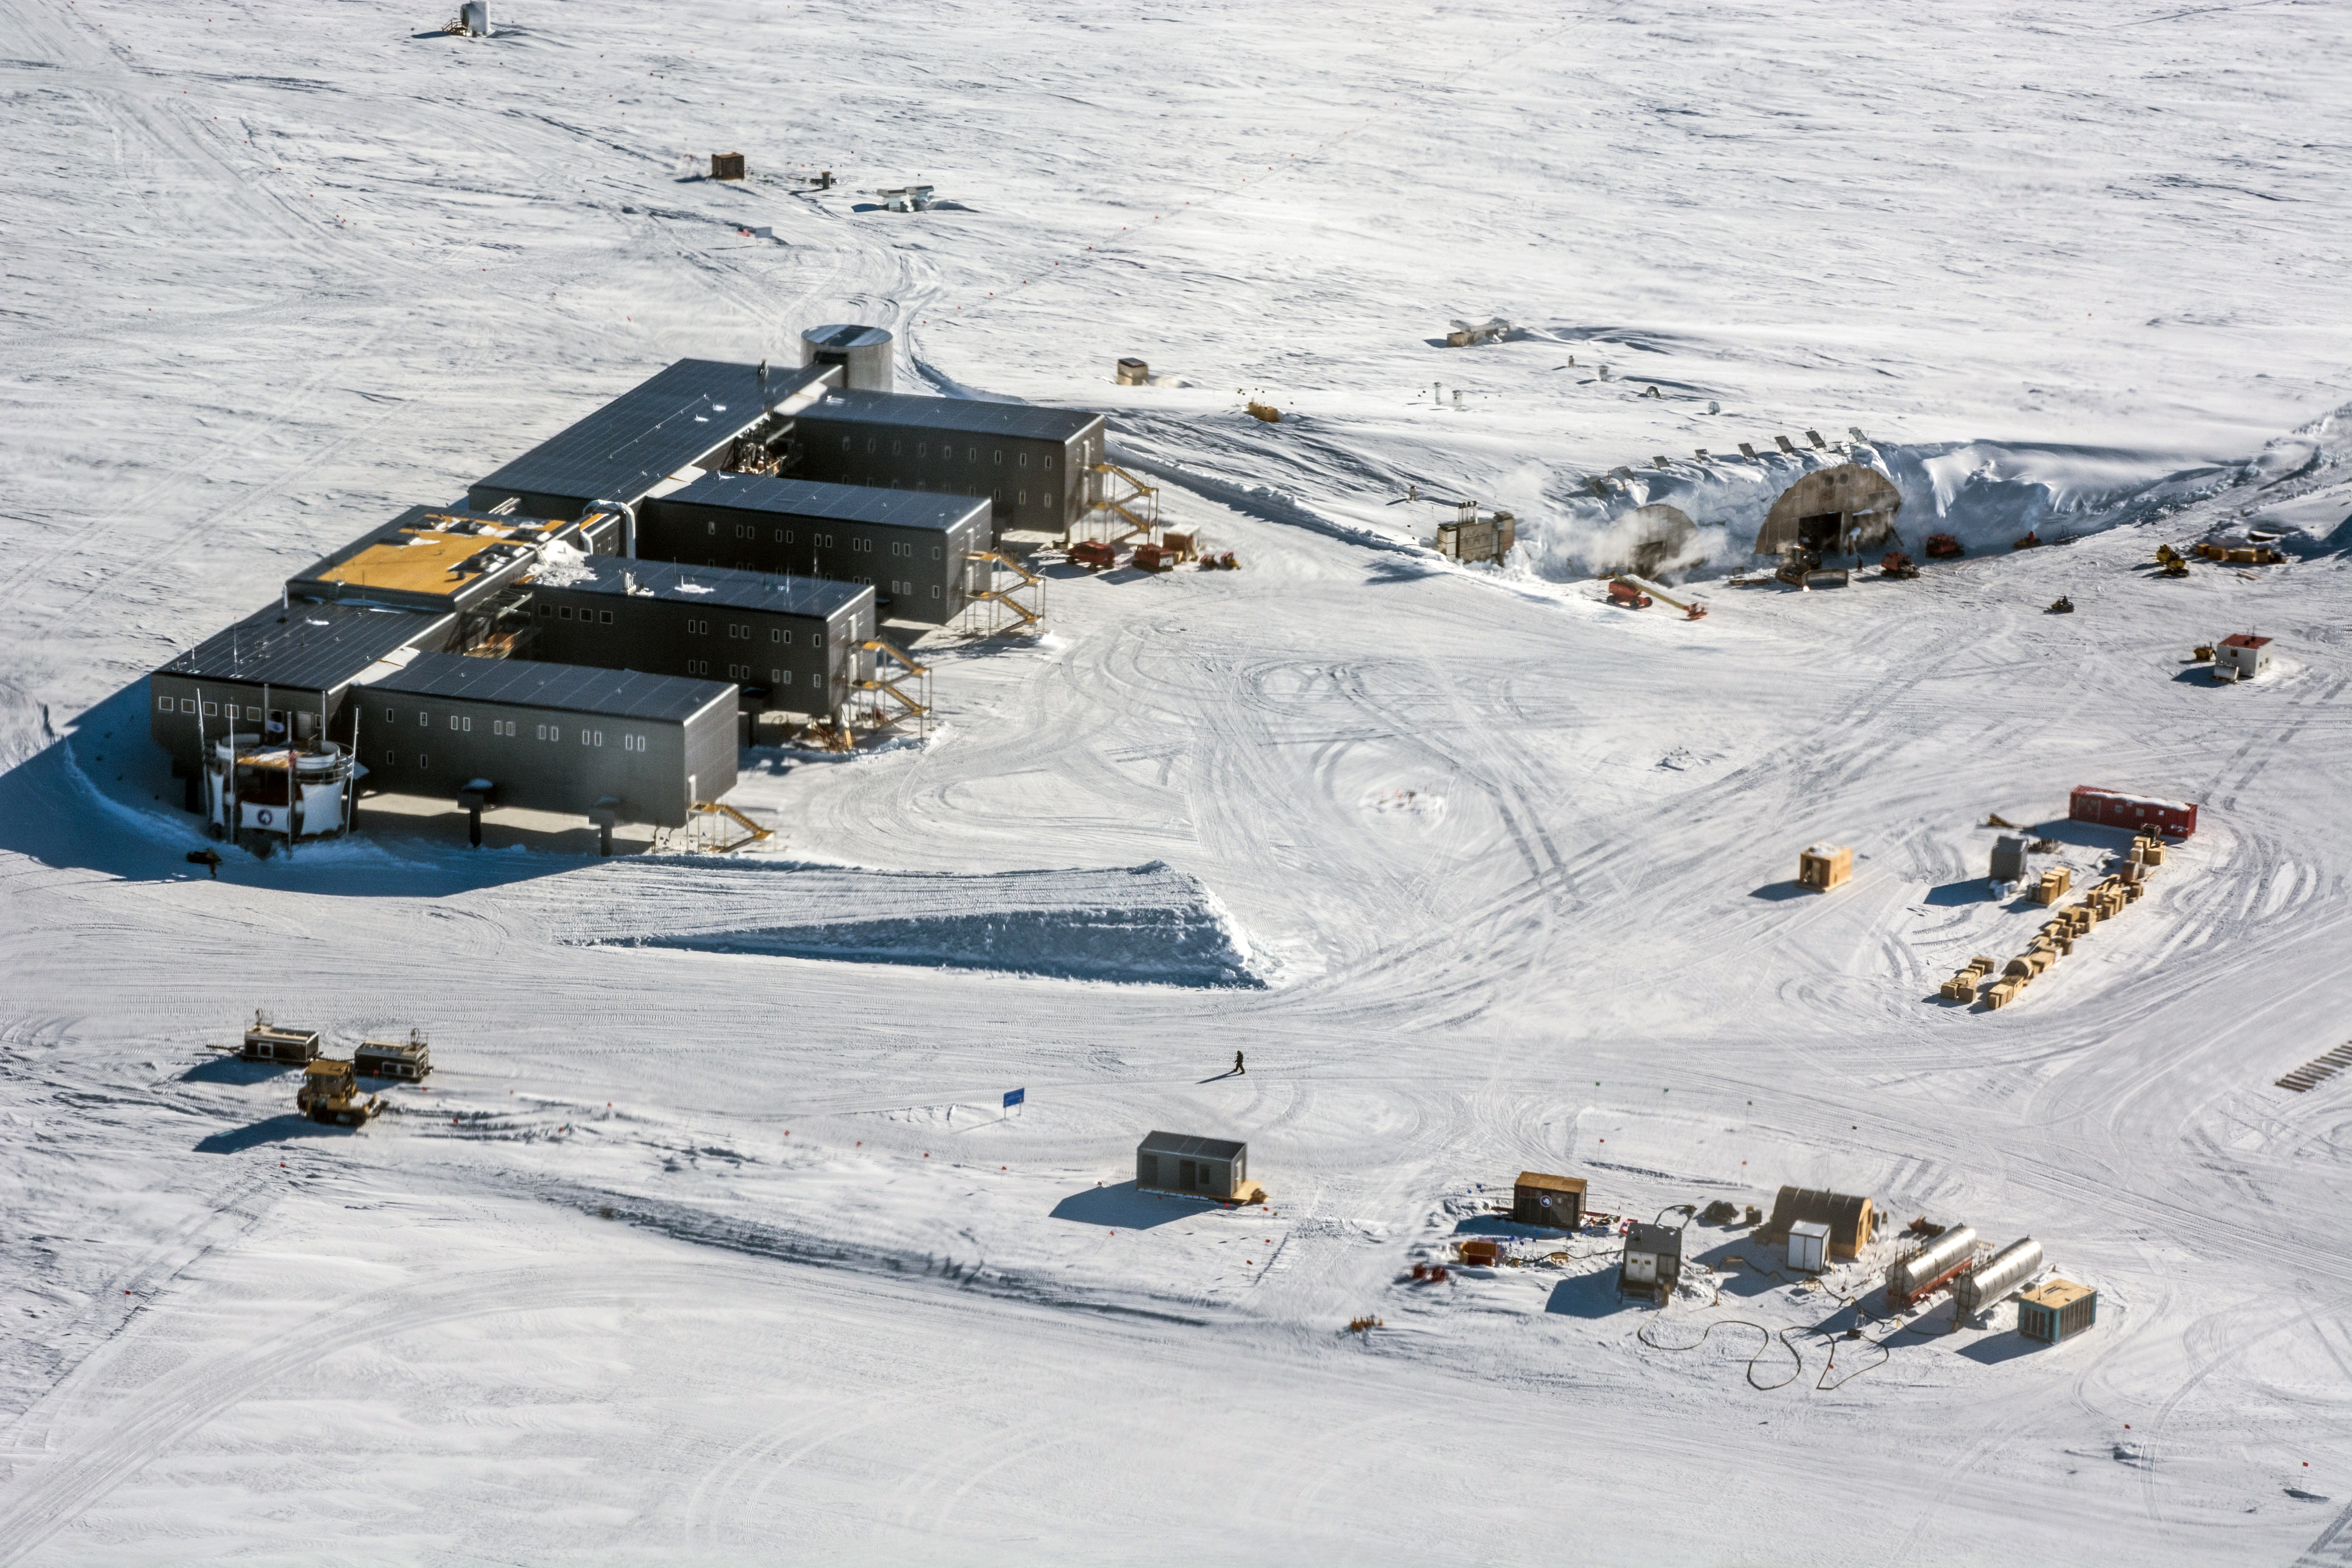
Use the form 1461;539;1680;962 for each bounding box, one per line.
640;473;990;625
467;358;837;524
788;391;1106;540
524;556;876;718
358;652;737;828
149;342;1110;854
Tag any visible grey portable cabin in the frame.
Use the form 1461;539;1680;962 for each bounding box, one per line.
467;359;837;524
522;557;875;720
1620;1222;1683;1299
787;390;1107;540
640;473;990;625
355;651;737;827
1135;1131;1247;1201
151;600;454;773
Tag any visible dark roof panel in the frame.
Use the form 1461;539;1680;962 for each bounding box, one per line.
366;651;733;724
158;602;451;693
659;472;991;534
794;389;1104;443
1137;1130;1247;1162
470;359;831;510
529;556;873;619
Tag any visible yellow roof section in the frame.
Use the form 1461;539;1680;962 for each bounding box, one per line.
318;514;571;599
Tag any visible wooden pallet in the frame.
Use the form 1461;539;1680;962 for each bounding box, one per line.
2277;1041;2352;1093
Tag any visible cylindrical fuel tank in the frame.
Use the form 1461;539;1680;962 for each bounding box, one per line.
799;323;894;392
1952;1237;2043;1316
1885;1224;1979;1301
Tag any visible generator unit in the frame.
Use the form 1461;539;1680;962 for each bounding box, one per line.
2017;1278;2097;1343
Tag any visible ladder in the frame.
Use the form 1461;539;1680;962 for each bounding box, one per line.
961;550;1047;634
853;636;933;735
689;800;774;853
1073;462;1161;546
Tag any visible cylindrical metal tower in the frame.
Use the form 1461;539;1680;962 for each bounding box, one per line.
799;324;895;393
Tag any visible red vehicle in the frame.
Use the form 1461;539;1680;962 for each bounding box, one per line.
1606;580;1653;609
1069;539;1117;571
1924;534;1963;559
1880;551;1919;579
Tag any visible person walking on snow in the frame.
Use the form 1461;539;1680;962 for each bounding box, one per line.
1234;1051;1245;1076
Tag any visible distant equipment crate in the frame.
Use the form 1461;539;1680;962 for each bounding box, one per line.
2069;786;2196;839
1512;1171;1586;1229
2017;1278;2097;1343
1787;1219;1830;1273
1798;843;1853;892
1620;1222;1682;1300
711;152;746;181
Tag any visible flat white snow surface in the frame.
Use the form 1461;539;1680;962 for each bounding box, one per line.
4;0;2352;1562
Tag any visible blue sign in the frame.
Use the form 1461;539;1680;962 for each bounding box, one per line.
1003;1088;1025;1108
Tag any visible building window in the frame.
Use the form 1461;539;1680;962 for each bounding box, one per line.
202;701;219;717
707;520;718;535
1020;452;1029;467
156;694;171;713
419;754;430;768
931;585;941;598
385;707;395;724
770;628;781;643
966;446;977;463
932;546;942;559
560;606;573;620
917;443;927;459
539;603;552;617
866;438;876;453
840;436;851;452
386;748;397;765
179;698;196;714
1045;454;1055;470
419;712;430;726
1018;490;1026;505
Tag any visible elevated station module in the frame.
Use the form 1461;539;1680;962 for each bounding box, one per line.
787;390;1105;541
641;473;989;626
524;556;875;717
467;358;837;523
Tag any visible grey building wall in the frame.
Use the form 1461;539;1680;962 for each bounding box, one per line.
790;416;1105;538
637;499;987;625
357;684;734;828
526;585;870;718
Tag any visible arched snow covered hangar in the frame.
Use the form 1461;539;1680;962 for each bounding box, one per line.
1750;464;1903;556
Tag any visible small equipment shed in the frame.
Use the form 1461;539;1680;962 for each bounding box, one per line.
1798;843;1853;891
1512;1171;1586;1229
2213;634;2272;683
1137;1131;1252;1202
2017;1278;2097;1343
1621;1222;1683;1301
2070;785;2197;840
1761;1186;1875;1259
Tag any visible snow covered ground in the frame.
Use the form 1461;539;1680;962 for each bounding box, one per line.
4;0;2352;1561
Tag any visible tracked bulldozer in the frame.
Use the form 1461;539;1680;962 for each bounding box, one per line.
297;1059;382;1128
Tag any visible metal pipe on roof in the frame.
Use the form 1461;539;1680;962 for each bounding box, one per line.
591;497;638;559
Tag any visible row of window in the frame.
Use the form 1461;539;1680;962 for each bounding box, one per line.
383;727;644;768
542;605;616;624
707;517;956;558
840;437;1056;470
162;696;268;720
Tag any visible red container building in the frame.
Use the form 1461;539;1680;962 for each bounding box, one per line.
2069;786;2197;839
